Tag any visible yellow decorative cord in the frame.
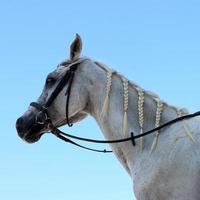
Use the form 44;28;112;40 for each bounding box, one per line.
150;101;164;153
138;90;145;151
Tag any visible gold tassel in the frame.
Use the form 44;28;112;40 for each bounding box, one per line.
150;132;159;154
140;130;144;152
123;111;128;136
100;94;109;120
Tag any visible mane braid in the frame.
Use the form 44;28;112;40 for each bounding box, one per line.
100;70;114;119
150;101;164;153
95;61;169;109
137;90;145;151
94;61;189;151
123;78;129;136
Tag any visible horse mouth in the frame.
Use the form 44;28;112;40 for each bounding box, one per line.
23;132;43;143
20;124;46;144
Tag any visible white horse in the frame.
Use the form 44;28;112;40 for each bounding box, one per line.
16;35;200;200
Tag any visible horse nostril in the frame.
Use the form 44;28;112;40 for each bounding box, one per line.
16;117;24;134
16;117;24;125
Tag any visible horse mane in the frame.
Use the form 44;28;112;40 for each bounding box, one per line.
94;61;188;112
94;60;193;151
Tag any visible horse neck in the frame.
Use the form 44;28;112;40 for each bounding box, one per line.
85;61;186;175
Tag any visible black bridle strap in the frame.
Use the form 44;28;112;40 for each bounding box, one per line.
30;102;46;112
45;60;84;109
50;111;200;147
45;69;74;108
30;101;112;153
65;69;76;127
31;63;78;125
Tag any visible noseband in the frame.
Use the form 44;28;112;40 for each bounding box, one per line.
29;59;200;153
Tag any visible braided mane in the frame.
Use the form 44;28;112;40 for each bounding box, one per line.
94;61;194;151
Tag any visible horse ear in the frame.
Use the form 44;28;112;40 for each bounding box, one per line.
70;34;82;61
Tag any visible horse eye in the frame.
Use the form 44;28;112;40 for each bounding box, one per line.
46;77;56;85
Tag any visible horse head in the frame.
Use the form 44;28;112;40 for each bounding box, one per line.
16;35;92;143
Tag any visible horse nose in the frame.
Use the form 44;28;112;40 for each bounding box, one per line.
16;117;25;136
16;113;36;137
16;117;26;138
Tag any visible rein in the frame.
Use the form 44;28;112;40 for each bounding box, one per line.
49;111;200;153
30;59;200;153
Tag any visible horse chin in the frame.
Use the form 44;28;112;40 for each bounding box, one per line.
22;125;46;144
23;132;43;143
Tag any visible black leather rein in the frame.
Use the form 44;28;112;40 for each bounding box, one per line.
30;61;200;153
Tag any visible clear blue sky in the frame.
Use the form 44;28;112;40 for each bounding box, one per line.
1;1;200;200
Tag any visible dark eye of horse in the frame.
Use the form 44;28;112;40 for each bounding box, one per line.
46;77;56;85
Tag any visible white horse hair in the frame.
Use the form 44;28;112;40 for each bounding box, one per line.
17;35;200;200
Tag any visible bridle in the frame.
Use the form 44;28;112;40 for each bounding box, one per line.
30;58;114;153
31;60;80;126
30;59;200;153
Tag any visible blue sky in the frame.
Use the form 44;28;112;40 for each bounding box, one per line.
1;1;200;199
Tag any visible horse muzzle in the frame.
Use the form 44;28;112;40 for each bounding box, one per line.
16;110;47;143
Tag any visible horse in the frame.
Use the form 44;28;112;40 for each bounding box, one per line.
16;34;200;199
